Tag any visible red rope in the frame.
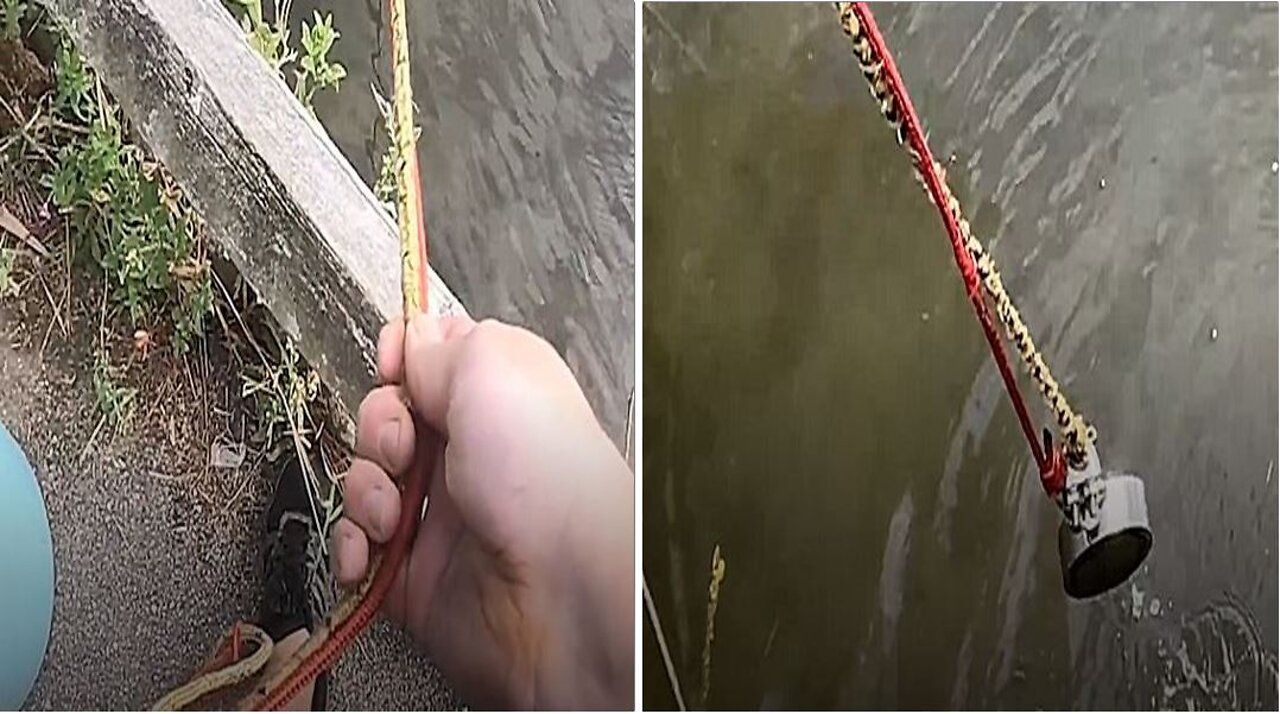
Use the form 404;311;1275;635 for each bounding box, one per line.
851;4;1048;473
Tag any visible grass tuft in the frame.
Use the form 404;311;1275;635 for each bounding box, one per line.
40;32;213;363
92;350;136;425
225;0;346;114
1;0;25;41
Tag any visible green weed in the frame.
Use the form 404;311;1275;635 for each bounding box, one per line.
241;339;319;458
43;36;211;351
239;332;342;555
92;352;136;425
52;36;95;122
228;0;294;72
294;12;346;110
1;0;24;41
371;86;420;216
226;1;346;113
11;12;343;547
372;88;399;211
172;269;212;352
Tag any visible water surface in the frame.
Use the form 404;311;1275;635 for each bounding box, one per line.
643;3;1278;709
292;0;635;442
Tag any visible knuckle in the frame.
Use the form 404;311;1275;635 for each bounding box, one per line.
468;318;510;351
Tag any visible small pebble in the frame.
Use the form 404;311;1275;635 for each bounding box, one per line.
1272;160;1278;174
1210;326;1218;341
1098;177;1107;189
948;152;958;165
921;311;930;322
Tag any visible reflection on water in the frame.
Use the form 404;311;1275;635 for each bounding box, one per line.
643;3;1277;709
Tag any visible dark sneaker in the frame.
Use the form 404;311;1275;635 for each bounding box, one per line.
259;455;329;710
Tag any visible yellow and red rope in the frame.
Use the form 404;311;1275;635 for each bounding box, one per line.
156;0;431;707
835;2;1095;493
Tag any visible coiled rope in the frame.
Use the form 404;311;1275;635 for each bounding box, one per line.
835;2;1096;473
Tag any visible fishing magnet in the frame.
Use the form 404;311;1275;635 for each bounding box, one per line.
1056;444;1152;599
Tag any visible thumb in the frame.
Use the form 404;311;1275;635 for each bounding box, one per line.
402;313;472;435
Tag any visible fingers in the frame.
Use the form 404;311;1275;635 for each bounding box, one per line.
333;512;412;626
342;458;401;543
332;518;369;586
333;438;449;624
332;509;408;627
377;320;406;385
401;314;473;434
357;385;415;476
378;314;476;386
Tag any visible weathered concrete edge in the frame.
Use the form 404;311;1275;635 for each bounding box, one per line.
44;0;465;418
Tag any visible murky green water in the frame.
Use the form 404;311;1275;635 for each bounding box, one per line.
643;3;1278;709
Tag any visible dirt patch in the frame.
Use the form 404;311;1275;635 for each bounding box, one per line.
1;171;460;712
1;204;459;710
0;37;52;232
0;264;272;708
1;28;286;706
0;37;50;129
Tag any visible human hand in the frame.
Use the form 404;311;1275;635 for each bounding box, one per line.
332;314;634;710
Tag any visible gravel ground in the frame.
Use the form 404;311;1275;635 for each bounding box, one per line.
0;283;458;710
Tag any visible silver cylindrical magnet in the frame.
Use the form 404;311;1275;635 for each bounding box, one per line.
1057;472;1152;599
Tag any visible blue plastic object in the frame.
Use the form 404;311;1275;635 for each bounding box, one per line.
0;422;53;708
